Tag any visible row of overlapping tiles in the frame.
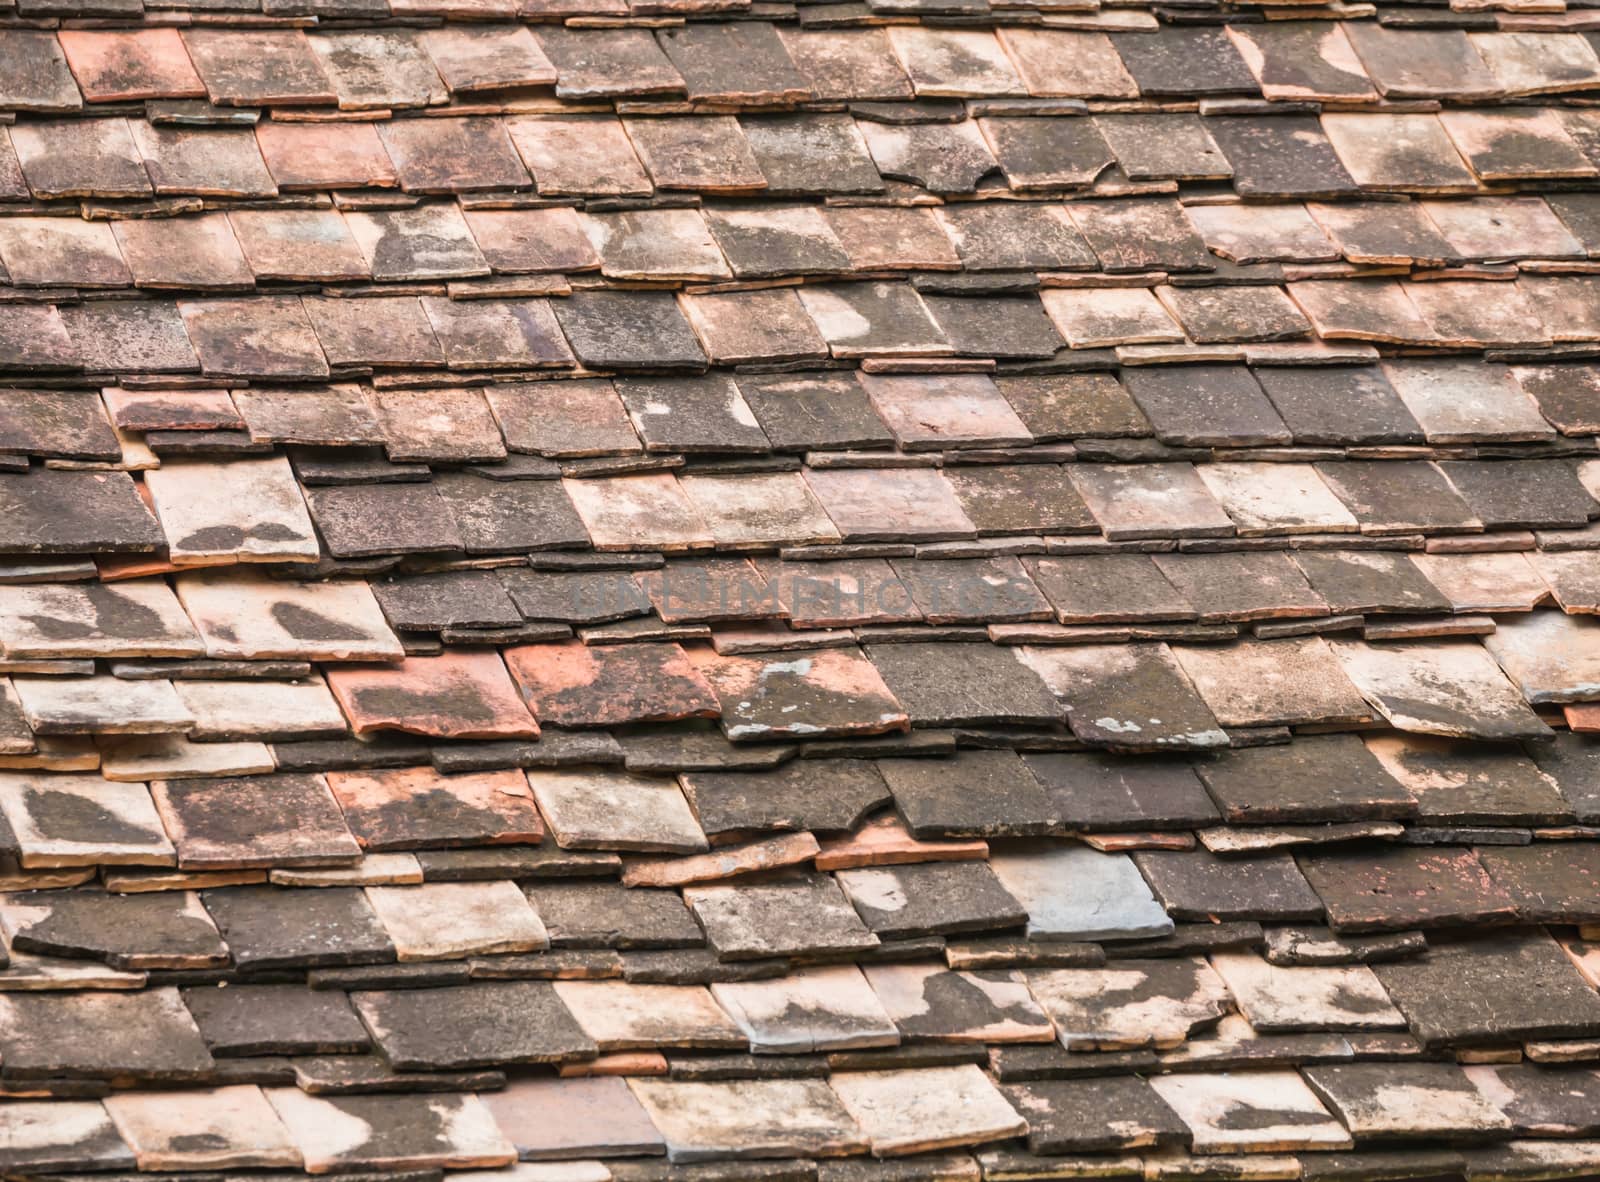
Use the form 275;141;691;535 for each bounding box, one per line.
3;196;1598;291
11;1058;1600;1174
6;274;1600;379
6;25;1598;115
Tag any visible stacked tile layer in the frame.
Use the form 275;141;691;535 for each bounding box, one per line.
6;5;1600;1182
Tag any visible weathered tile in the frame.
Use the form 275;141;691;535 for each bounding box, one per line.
564;474;710;553
686;875;878;960
507;116;651;198
627;1078;865;1162
1019;643;1228;751
104;1086;299;1170
60;301;200;375
1472;30;1600;95
1027;957;1230;1050
1299;846;1517;933
991;843;1172;942
1135;848;1322;922
182;982;368;1055
797;282;950;358
481;1075;664;1161
379;117;529;194
420;25;557;93
838;859;1026;938
0;987;212;1081
1478;843;1600;923
1304;1062;1512;1139
0;1101;132;1173
1208;951;1404;1032
0;32;85;112
1003;1076;1186;1154
657;22;807;103
181;30;335;105
684;288;829;366
680;758;890;843
326;653;538;739
254;121;397;190
529;880;700;949
689;647;907;741
0;888;224;970
1321;113;1475;192
1068;463;1234;541
529;769;706;853
178;297;329;380
129;124;277;198
876;748;1053;840
344;205;489;282
584;209;728;282
151;772;359;870
10;118;150;198
888;557;1051;625
353;979;592;1069
505;641;717;728
886;27;1023;96
776;28;912;101
1330;640;1548;741
1024;749;1218;831
111;214;255;291
553;980;742;1050
860;373;1029;451
13;675;193;736
0;773;174;867
713;964;898;1052
175;569;400;662
488;380;639;458
979;116;1115;191
536;27;684;99
868;643;1058;728
366;880;547;960
834;1064;1024;1156
434;472;587;555
1123;365;1289;446
0;581;200;660
552;291;705;371
1150;1071;1351;1153
464;207;598;275
1207;115;1358;199
326;766;543;850
939;204;1095;272
1173;637;1368;728
1343;25;1499;99
302;296;442;370
265;1090;514;1172
0;217;131;291
1364;735;1569;826
145;456;318;563
999;28;1137;97
1196;735;1413;825
803;468;975;543
1440;108;1596;181
308;30;447;110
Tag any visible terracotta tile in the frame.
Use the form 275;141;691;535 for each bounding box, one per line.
535;27;684;99
1227;23;1375;102
175;568;400;661
308;30;448;110
110;214;253;292
1344;25;1500;99
687;646;908;741
1018;643;1227;750
480;1076;665;1160
743;112;883;196
998;28;1137;97
0;32;84;113
679;472;840;550
1364;733;1568;826
181;30;334;106
104;1085;298;1170
145;455;318;564
344;204;489;282
228;210;369;282
419;25;557;93
776;28;912;101
1190;202;1333;263
681;288;829;365
505;641;718;728
506;115;652;197
486;379;638;457
366;880;547;959
1207;114;1359;199
627;1078;864;1162
555;981;740;1050
858;118;997;196
152;772;360;870
178;297;329;380
464;207;599;274
1329;639;1549;741
0;303;77;372
0;216;129;288
59;29;205;102
1150;1071;1351;1153
1040;287;1182;348
371;387;504;464
834;1065;1025;1156
174;679;344;743
1321;113;1475;192
9;118;150;199
0;773;175;867
326;765;542;850
658;22;808;103
887;27;1023;96
803;467;975;542
379;117;531;194
0;579;202;662
704;205;850;279
552;290;705;370
584;208;728;282
980;116;1115;191
622;830;820;889
253;121;397;190
129;124;276;198
13;675;193;736
528;768;706;853
624;116;765;192
816;812;986;870
1069;462;1234;541
305;294;448;367
860;373;1030;451
1439;108;1597;181
1173;638;1369;729
265;1091;513;1172
327;653;537;740
304;482;464;559
825;206;960;272
713;963;897;1052
1470;30;1600;95
420;296;573;371
563;474;711;552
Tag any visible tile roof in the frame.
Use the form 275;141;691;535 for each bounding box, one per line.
4;0;1600;1178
